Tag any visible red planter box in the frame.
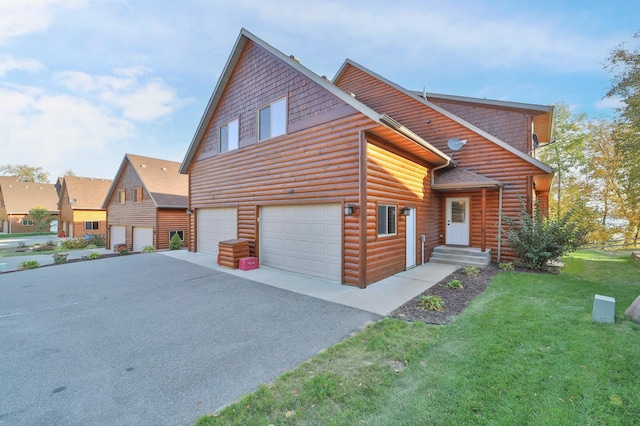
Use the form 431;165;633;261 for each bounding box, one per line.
239;257;258;271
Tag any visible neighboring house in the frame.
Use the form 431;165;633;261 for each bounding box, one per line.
179;29;554;287
0;176;59;234
102;154;189;251
57;176;112;239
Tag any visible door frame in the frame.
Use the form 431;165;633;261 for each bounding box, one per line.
445;197;470;246
405;207;416;269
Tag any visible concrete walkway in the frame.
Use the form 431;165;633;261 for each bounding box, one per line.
159;250;460;315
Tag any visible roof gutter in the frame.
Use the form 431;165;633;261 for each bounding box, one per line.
431;161;451;187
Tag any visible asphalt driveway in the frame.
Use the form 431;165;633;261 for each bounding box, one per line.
0;254;381;425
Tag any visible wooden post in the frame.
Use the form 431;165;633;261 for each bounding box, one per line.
481;187;486;253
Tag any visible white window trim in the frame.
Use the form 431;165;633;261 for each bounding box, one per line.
219;118;240;153
377;204;397;237
258;97;287;142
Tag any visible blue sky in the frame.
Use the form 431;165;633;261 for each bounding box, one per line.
1;0;638;181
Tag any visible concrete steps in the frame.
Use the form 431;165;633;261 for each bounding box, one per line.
429;245;492;267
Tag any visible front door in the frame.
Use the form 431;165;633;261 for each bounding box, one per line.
405;207;416;269
446;197;469;245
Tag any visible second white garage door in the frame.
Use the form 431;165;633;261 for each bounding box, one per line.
260;204;341;282
197;208;238;256
133;227;154;252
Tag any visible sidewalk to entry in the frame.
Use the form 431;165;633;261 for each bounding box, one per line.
159;250;459;315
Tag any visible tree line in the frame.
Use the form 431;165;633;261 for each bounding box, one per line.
539;30;640;248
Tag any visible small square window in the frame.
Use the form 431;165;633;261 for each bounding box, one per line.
85;221;99;231
377;205;397;236
258;97;287;141
133;188;143;203
220;119;239;153
118;190;126;204
169;230;184;241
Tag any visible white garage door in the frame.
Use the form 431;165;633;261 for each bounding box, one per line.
133;227;154;252
260;204;341;282
110;225;126;250
197;208;237;256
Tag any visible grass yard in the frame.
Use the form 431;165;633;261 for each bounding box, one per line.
197;250;640;425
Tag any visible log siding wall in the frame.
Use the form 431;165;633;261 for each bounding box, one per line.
157;209;190;250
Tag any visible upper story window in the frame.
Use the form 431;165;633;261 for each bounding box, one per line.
377;204;397;237
258;97;287;141
133;188;143;203
220;119;239;153
118;189;126;204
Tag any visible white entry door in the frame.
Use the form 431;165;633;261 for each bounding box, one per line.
405;207;416;269
446;197;469;245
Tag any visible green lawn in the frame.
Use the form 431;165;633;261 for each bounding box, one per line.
197;250;640;425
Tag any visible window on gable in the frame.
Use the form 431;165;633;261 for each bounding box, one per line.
118;189;126;204
133;188;143;203
377;204;397;237
258;97;287;141
169;230;184;241
220;119;239;153
85;221;99;230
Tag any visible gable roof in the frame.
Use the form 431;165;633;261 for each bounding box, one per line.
0;179;59;214
60;176;112;210
103;154;188;209
179;28;451;174
333;60;554;175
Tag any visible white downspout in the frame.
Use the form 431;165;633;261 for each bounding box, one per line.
431;160;451;187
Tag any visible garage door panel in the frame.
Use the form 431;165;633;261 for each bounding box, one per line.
260;204;341;282
110;226;125;251
133;227;153;252
197;208;237;256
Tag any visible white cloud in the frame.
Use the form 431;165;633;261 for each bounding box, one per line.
0;55;45;76
0;0;85;43
54;67;179;121
594;96;625;110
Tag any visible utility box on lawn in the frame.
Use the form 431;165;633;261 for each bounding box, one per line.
592;294;616;324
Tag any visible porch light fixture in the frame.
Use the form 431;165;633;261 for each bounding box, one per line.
186;208;193;215
344;204;355;216
401;207;411;216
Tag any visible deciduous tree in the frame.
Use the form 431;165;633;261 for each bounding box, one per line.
0;164;50;183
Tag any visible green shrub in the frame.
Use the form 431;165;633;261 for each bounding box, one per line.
86;244;97;249
418;295;445;312
462;266;480;277
86;234;106;247
86;252;101;260
52;253;68;264
499;262;514;271
61;238;89;249
119;250;129;256
445;279;464;289
141;245;155;253
169;233;183;250
502;199;587;270
19;260;40;270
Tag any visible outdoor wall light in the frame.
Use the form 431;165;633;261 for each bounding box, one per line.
401;207;411;216
344;204;355;216
186;208;193;215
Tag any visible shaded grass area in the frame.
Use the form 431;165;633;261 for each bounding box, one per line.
197;250;640;425
0;232;55;239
